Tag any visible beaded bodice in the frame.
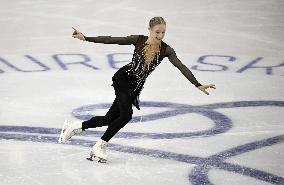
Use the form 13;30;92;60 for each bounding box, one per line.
124;43;162;92
83;34;202;110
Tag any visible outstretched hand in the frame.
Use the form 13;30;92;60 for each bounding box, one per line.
72;27;86;41
197;84;216;95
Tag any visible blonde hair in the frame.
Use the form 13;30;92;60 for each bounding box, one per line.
143;17;166;70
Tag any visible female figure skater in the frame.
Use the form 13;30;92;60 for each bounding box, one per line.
59;17;215;162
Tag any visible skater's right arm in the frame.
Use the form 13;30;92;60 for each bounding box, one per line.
84;35;139;45
72;27;139;45
72;27;86;41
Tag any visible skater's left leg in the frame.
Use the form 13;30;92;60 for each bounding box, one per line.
88;91;133;162
101;92;133;142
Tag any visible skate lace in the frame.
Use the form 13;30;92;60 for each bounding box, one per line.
74;128;82;134
100;142;107;150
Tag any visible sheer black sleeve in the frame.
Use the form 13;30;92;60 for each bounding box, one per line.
84;35;140;45
166;46;202;87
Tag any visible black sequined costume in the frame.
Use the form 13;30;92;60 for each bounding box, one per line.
84;35;202;110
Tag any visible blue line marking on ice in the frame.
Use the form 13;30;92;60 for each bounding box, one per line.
0;100;283;184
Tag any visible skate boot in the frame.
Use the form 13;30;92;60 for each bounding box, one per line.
87;139;108;163
58;120;83;143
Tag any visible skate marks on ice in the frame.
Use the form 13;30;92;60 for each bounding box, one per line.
0;100;284;185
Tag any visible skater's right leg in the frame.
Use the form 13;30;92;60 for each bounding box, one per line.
59;120;83;143
59;97;120;143
82;98;120;130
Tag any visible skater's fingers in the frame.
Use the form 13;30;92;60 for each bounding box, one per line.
72;27;82;35
72;27;78;32
198;86;210;95
209;84;216;89
73;35;81;39
72;33;86;41
203;90;209;95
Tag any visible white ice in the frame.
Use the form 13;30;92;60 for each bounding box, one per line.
0;0;284;185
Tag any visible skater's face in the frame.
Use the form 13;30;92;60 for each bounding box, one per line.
148;24;166;44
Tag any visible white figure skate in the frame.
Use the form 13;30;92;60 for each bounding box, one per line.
86;139;108;163
58;120;83;143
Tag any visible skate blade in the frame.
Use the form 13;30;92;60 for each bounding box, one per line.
86;156;94;161
58;120;68;143
86;154;107;163
98;158;107;163
86;152;95;161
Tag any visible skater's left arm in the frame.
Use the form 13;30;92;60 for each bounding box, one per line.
166;46;216;95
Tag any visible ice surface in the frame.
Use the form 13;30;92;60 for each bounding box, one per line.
0;0;284;185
